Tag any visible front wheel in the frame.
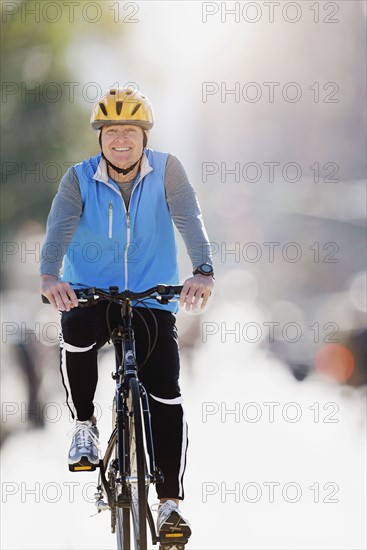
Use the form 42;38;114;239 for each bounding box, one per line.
116;506;130;549
127;377;148;549
111;396;131;549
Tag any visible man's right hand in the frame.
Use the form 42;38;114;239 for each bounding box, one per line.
40;275;79;312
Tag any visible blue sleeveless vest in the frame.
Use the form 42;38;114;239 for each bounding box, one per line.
62;149;179;312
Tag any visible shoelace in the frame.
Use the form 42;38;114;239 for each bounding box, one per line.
72;422;101;452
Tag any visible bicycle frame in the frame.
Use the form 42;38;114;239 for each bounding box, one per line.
96;296;161;546
114;297;163;482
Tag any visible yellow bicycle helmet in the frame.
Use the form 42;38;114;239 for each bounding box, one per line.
90;86;154;131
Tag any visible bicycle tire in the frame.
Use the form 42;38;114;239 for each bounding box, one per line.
116;507;130;549
112;396;130;550
128;377;148;549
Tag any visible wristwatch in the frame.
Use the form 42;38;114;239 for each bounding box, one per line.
193;263;215;278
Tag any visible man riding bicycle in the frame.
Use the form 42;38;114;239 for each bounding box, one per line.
40;86;214;542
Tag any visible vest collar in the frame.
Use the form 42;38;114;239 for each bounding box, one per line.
93;152;153;185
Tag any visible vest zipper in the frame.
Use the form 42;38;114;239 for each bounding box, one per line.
108;201;113;239
123;179;140;289
125;211;131;287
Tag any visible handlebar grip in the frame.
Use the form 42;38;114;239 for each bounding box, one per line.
156;284;183;295
41;293;92;307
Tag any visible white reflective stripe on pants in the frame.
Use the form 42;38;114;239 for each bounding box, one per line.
62;341;97;353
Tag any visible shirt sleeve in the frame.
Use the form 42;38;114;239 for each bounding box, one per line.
40;167;83;277
164;154;213;270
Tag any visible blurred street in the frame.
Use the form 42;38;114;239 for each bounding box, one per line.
1;309;366;549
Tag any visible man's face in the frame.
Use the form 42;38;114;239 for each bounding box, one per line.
101;124;145;167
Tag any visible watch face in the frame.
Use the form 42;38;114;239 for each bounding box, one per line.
201;264;213;273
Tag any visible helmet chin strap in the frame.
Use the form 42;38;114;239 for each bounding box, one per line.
101;151;141;175
99;130;147;176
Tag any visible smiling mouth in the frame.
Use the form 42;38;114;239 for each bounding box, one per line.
113;147;131;151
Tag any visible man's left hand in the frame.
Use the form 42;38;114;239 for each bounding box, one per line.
179;274;214;312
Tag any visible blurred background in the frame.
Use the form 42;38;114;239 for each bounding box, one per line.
1;1;366;549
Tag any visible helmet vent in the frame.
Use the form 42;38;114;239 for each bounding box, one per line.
110;90;116;95
116;101;123;115
131;103;141;116
99;103;108;116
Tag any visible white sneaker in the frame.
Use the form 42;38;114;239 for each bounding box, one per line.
68;419;100;471
156;499;191;547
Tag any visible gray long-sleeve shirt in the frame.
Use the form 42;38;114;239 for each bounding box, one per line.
40;153;213;277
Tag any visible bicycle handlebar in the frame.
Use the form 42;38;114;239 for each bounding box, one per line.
41;284;184;307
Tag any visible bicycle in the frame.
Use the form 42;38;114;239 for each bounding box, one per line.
42;284;188;550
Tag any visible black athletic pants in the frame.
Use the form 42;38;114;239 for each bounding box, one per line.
60;303;188;500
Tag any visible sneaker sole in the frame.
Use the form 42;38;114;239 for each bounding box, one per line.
158;511;191;545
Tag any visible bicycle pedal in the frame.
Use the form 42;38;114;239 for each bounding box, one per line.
69;459;97;472
69;464;96;472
